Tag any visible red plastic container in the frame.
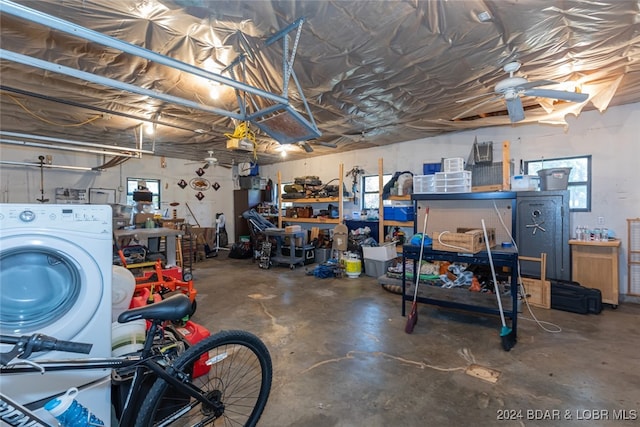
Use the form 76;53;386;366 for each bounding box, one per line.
174;320;211;378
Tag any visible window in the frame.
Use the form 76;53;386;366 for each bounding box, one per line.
362;174;392;210
525;155;591;211
126;178;161;209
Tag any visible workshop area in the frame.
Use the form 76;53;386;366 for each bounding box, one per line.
1;1;639;425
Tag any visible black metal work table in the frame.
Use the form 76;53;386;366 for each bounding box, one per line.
402;244;519;342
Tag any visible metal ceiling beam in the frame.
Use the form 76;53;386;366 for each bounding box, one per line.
0;0;321;144
0;48;246;120
0;85;214;136
0;0;289;107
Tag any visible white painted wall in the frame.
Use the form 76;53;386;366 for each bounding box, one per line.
0;145;236;231
260;103;640;300
1;103;639;298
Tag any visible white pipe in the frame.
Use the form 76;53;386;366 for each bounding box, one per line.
0;131;152;154
0;138;140;158
0;160;96;171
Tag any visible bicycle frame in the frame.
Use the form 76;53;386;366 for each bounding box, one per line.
1;320;222;426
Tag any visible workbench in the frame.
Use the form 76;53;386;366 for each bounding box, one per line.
402;244;519;349
264;228;307;269
114;227;183;267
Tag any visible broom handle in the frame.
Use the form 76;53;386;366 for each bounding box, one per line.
411;207;429;301
481;219;507;326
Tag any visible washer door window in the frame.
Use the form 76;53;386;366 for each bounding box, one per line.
0;235;103;340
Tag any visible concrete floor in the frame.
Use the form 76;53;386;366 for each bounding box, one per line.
188;256;640;427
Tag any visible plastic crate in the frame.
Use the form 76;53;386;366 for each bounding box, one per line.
443;157;465;172
363;258;394;278
413;175;436;194
434;183;472;193
435;171;472;185
383;206;415;221
383;206;395;220
538;167;571;190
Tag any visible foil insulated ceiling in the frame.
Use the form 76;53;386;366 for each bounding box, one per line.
0;0;639;166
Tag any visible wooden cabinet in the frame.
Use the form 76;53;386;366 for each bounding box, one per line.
569;239;621;307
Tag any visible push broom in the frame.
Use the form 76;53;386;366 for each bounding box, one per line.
481;219;516;351
405;207;429;334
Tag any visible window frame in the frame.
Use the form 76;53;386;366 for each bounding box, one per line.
126;177;161;210
524;155;591;212
361;174;392;210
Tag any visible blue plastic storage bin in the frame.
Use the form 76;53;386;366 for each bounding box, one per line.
423;162;442;175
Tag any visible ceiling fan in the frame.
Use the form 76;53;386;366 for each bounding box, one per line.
296;140;338;153
454;61;589;123
185;150;218;169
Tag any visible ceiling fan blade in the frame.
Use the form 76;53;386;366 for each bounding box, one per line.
312;141;338;148
452;95;502;120
203;162;210;169
524;88;589;102
298;142;314;153
506;97;525;122
517;79;558;91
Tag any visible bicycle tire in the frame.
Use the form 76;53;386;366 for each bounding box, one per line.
135;329;272;427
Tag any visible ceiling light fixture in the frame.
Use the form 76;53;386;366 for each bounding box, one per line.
477;11;492;22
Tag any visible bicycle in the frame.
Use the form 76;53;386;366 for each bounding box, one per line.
0;293;273;426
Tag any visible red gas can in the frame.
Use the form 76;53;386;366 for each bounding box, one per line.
174;320;211;378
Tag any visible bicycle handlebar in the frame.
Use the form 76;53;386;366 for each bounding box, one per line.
1;333;93;366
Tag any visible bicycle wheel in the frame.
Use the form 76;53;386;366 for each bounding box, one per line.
135;329;272;427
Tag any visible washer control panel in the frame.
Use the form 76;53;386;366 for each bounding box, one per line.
0;204;112;233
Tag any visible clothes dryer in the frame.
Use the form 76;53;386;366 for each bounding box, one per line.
0;204;113;424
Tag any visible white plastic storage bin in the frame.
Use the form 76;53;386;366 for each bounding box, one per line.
434;171;472;193
511;175;539;191
413;175;436;194
434;171;472;185
434;183;472;193
443;157;465;172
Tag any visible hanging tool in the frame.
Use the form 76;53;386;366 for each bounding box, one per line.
185;202;201;227
405;207;429;334
481;219;516;351
36;155;49;203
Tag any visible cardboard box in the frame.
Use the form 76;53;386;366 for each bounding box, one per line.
285;225;302;232
134;213;154;225
431;228;495;253
362;244;397;261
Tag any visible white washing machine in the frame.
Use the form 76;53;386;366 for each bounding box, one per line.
0;203;113;424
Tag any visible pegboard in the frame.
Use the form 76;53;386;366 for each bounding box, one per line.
628;218;640;296
415;198;514;247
